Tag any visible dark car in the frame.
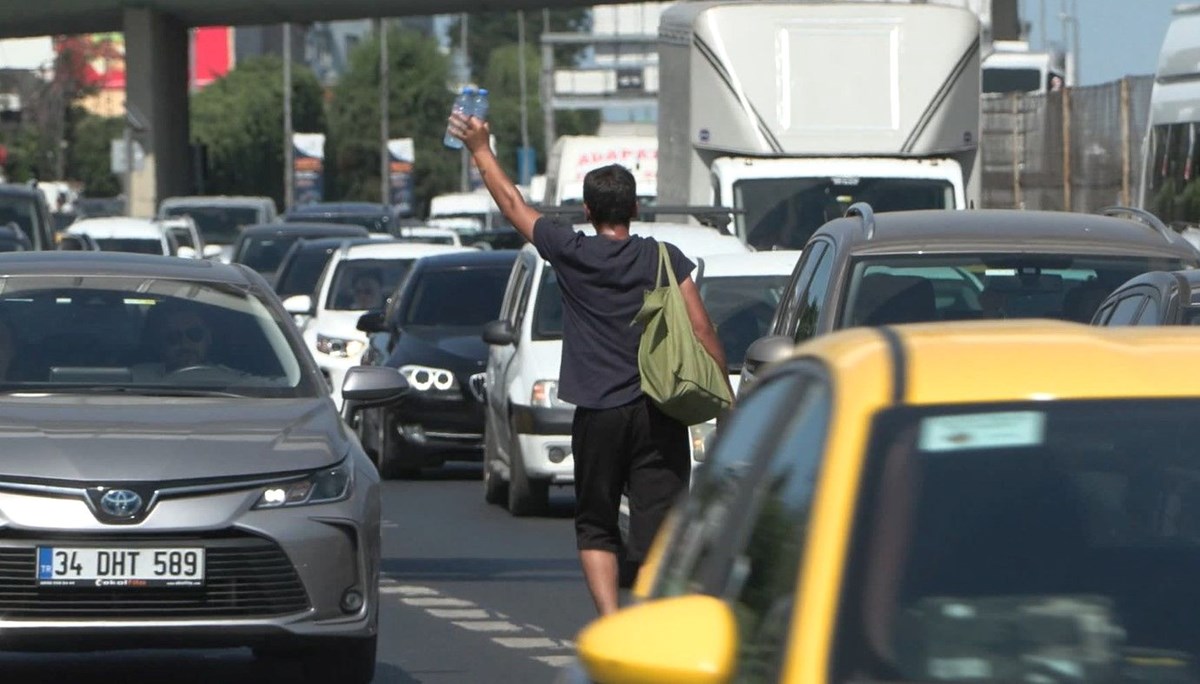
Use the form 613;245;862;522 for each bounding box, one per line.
1090;267;1200;326
0;252;407;681
356;250;518;478
741;204;1200;389
0;184;54;251
460;230;527;251
285;203;393;235
232;222;371;281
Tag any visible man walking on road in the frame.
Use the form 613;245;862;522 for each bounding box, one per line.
448;113;729;616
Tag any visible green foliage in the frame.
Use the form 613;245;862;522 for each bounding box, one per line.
190;56;325;209
1;126;50;183
449;10;590;81
67;110;122;197
326;27;459;214
482;44;599;180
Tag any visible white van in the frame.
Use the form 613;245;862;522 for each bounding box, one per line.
542;136;657;207
482;223;747;516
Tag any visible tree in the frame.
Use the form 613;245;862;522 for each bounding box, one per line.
326;27;458;213
190;56;325;209
449;10;591;81
67;110;122;197
482;44;598;179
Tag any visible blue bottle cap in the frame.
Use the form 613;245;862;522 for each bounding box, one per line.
461;86;475;94
478;89;489;96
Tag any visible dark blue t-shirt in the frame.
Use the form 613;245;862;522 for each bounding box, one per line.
533;216;694;410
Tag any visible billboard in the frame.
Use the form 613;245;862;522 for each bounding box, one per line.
293;133;325;206
388;139;415;217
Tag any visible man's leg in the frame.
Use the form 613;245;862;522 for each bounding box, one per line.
571;405;632;616
626;401;690;574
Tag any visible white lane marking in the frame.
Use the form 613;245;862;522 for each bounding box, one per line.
492;637;562;649
402;597;476;607
427;608;490;619
384;585;438;596
453;620;523;632
534;656;577;668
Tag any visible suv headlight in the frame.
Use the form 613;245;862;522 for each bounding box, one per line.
531;380;572;409
316;334;366;359
254;463;353;509
399;365;459;396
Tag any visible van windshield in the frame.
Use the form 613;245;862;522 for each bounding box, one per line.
734;177;955;250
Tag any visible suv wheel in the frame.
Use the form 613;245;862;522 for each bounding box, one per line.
507;445;549;517
483;426;508;505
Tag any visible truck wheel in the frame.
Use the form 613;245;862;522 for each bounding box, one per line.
483;427;508;505
507;448;549;517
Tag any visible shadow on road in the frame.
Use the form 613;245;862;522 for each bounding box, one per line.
381;557;583;585
0;649;422;683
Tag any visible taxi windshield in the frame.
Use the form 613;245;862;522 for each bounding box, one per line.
0;276;313;398
841;399;1200;682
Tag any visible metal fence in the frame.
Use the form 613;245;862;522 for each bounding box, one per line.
981;75;1153;212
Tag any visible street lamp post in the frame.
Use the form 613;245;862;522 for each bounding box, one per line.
283;22;294;212
379;18;390;208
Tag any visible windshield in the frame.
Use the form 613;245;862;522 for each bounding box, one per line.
841;400;1200;682
401;266;511;327
699;275;789;372
325;258;415;311
840;255;1185;326
0;276;312;398
275;246;333;298
235;235;304;274
94;238;164;255
0;195;43;249
163;206;261;245
165;226;196;249
734;177;955;250
982;66;1044;93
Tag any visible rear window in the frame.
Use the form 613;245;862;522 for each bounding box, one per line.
840;255;1185;327
699;274;789;372
275;246;333;298
0;194;43;248
94;238;164;255
163;206;262;244
401;266;511;328
235;235;304;274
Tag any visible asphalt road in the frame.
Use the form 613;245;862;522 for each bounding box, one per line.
0;465;598;683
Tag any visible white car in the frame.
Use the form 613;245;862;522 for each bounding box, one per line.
482;223;749;516
286;241;469;407
395;226;463;247
156;216;204;259
66;217;177;256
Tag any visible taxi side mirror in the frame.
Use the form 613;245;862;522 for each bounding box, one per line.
576;595;737;684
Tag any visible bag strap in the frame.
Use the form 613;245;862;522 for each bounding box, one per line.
657;241;681;291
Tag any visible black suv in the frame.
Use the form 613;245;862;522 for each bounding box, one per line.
743;205;1200;387
1091;267;1200;326
356;250;518;477
0;184;54;251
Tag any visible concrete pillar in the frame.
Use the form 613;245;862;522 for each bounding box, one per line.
124;8;191;218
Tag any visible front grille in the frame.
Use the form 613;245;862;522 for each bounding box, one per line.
0;532;310;619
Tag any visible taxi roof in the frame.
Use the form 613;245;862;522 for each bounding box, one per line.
790;320;1200;406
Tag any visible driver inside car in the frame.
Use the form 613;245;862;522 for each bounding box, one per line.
132;303;220;381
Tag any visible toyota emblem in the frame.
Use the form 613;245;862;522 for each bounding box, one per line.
99;489;143;517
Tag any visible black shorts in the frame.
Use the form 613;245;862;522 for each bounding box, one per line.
571;397;690;563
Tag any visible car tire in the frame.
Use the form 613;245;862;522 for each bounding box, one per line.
377;413;420;480
302;635;377;684
483;426;508;505
507;447;549;517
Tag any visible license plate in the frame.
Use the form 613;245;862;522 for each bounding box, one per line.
36;547;205;587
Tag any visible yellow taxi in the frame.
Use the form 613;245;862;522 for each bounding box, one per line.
575;321;1200;683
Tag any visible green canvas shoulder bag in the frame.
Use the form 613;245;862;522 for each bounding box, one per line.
632;242;732;425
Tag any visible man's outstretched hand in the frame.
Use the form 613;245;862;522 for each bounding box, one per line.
448;113;491;155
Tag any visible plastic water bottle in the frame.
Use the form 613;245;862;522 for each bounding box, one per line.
443;86;475;150
472;88;490;122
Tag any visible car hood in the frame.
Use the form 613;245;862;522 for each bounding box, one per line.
0;396;348;483
390;326;489;376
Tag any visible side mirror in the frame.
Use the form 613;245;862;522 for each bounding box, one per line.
340;366;409;419
176;245;197;259
202;244;224;259
356;310;388;334
482;319;516;346
576;595;737;684
282;294;314;316
742;334;794;381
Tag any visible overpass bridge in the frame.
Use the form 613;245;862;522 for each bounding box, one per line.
6;0;613;215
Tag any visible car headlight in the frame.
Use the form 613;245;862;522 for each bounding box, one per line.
254;462;353;509
316;334;366;359
399;365;459;395
689;422;717;463
531;380;572;408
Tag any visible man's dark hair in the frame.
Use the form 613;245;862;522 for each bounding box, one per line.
582;164;637;225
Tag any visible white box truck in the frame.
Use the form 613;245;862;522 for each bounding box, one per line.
541;135;658;206
657;1;982;249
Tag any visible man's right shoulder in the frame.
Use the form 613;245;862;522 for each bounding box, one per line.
532;215;578;259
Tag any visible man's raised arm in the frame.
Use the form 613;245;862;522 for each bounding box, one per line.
448;113;541;243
